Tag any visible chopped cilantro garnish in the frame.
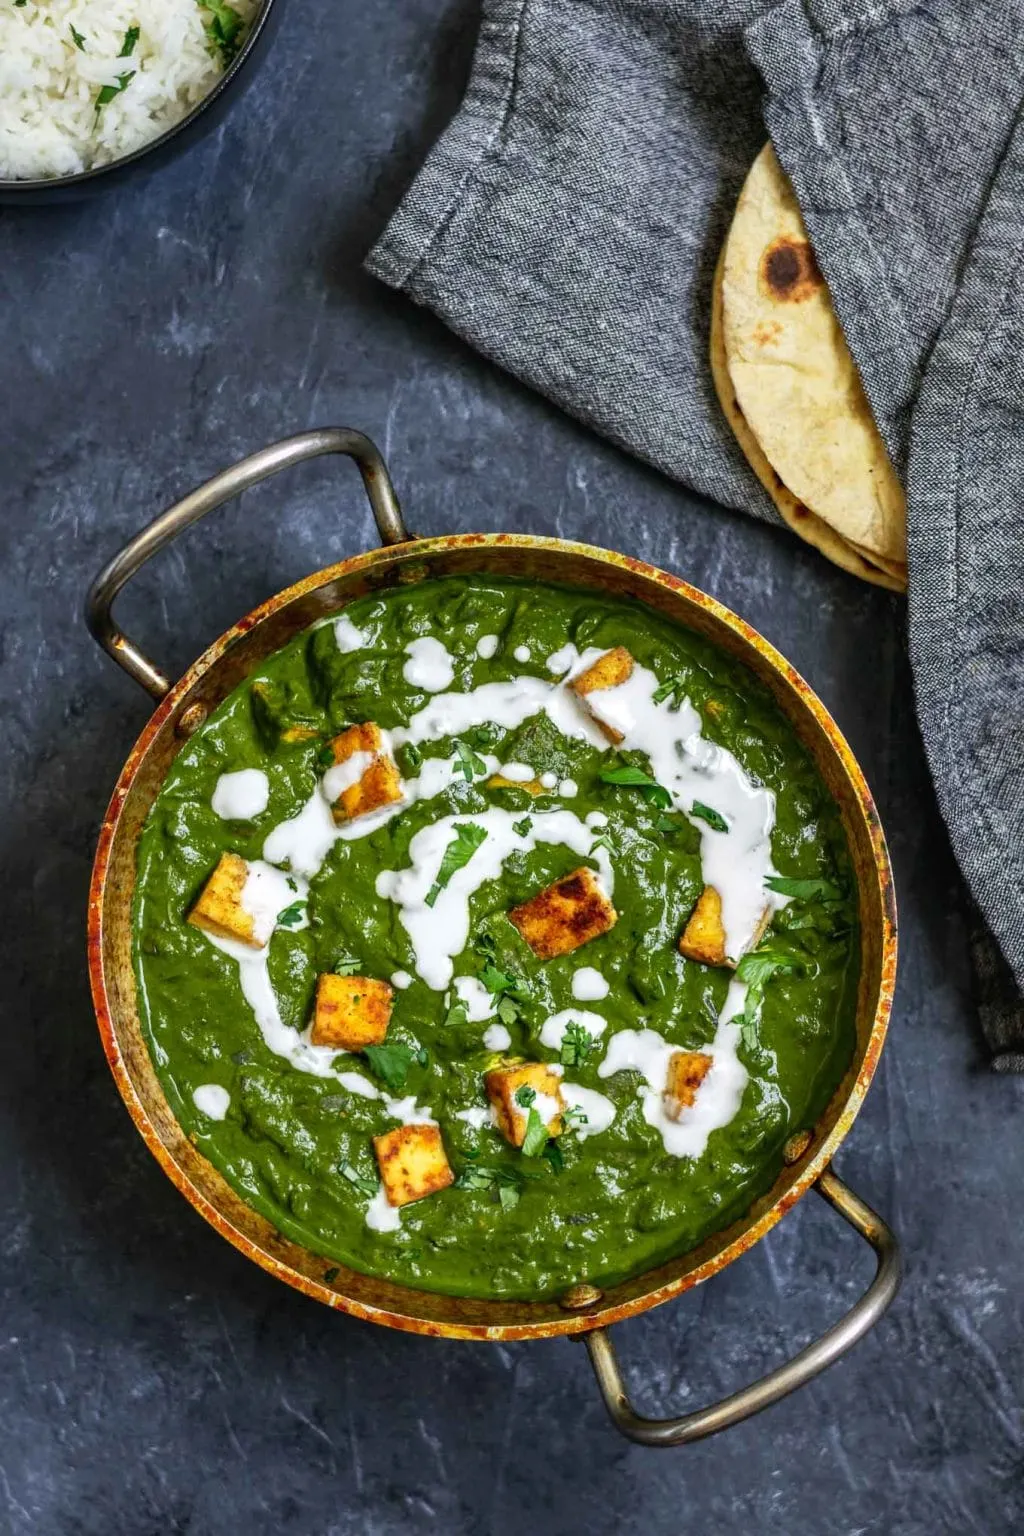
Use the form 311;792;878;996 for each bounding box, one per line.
69;24;86;50
443;995;469;1030
691;801;728;833
455;1163;533;1209
470;723;498;749
316;739;337;769
332;952;361;977
560;1020;594;1068
119;24;139;56
589;831;615;855
199;0;246;66
425;822;487;907
362;1042;416;1093
498;1181;521;1210
542;1139;564;1174
94;71;135;114
481;960;517;995
563;1104;589;1128
514;1084;536;1109
765;875;841;901
454;738;487;782
599;764;673;811
338;1161;377;1198
512;816;533;837
496;995;520;1027
416;1045;429;1067
652;672;688;708
521;1107;549;1158
735;947;800;991
276;900;306;929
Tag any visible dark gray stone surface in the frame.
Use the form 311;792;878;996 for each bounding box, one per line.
1;1;1022;1531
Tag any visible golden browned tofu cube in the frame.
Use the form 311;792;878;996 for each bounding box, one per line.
570;646;634;743
508;866;617;960
187;853;262;948
485;1061;565;1147
327;722;404;824
486;773;546;795
679;885;728;967
373;1123;454;1207
678;887;771;968
663;1050;713;1121
310;974;393;1050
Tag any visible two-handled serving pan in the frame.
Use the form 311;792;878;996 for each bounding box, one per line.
86;429;900;1447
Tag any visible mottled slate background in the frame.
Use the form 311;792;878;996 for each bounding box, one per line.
1;1;1022;1531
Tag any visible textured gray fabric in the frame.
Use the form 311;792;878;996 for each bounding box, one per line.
366;0;1024;1057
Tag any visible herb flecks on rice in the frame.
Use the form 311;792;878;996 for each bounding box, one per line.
0;0;258;181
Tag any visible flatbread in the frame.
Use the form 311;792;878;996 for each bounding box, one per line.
720;144;907;571
710;245;907;593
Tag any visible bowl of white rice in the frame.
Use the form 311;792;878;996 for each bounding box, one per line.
0;0;277;198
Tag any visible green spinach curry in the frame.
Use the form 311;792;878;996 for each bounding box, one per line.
133;576;858;1301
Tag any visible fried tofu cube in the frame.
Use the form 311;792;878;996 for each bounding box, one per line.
509;866;617;960
187;853;263;948
679;885;728;967
663;1050;713;1121
678;887;771;968
326;722;404;824
310;974;393;1050
570;646;635;743
485;1061;565;1147
373;1123;454;1208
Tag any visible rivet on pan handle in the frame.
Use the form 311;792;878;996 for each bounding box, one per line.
582;1164;901;1447
84;428;410;701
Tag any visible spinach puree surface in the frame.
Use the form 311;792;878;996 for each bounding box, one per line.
133;576;858;1301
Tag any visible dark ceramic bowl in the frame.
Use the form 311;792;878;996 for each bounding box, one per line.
0;0;281;205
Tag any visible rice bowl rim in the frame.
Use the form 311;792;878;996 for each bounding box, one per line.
0;0;277;193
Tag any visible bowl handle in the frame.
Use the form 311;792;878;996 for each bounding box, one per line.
84;428;409;701
582;1164;900;1447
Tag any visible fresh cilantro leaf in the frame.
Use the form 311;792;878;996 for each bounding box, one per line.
316;740;337;768
496;995;520;1027
515;1084;537;1108
652;672;688;708
563;1104;589;1128
402;741;422;771
735;948;799;991
590;831;615;854
512;816;533;837
481;961;517;995
474;932;498;960
740;1018;759;1053
455;1164;529;1209
362;1042;415;1093
498;1181;521;1210
333;952;361;977
765;875;841;901
199;0;245;66
521;1107;549;1158
276;900;306;929
94;71;135;113
338;1161;377;1198
599;764;672;811
470;723;498;749
425;822;487;907
119;24;139;55
454;738;487;782
655;815;681;834
542;1139;564;1174
691;801;728;833
455;1166;497;1191
416;1046;429;1067
69;24;86;50
560;1020;594;1069
443;995;469;1030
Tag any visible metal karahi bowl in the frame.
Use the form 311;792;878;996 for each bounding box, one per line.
0;0;280;206
86;429;900;1447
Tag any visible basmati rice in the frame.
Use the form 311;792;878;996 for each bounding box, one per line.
0;0;259;181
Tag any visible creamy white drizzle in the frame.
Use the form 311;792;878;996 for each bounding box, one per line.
455;1104;491;1129
476;634;499;660
375;806;613;991
559;778;578;798
598;981;748;1159
392;674;607;751
211;769;269;821
483;1022;512;1051
383;1094;437;1127
546;643;576;674
560;1081;616;1140
571;966;609;1002
454;975;496;1021
240;860;303;945
580;655;784;958
403;636;455;692
336;1071;379;1099
365;1185;401;1232
539;771;558;789
495;761;536;783
334;615;367;653
514;644;531;663
538;1008;608;1051
193;1083;230;1120
391;970;413;990
320;749;375;806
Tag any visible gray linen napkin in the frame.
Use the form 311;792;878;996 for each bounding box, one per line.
366;0;1024;1062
